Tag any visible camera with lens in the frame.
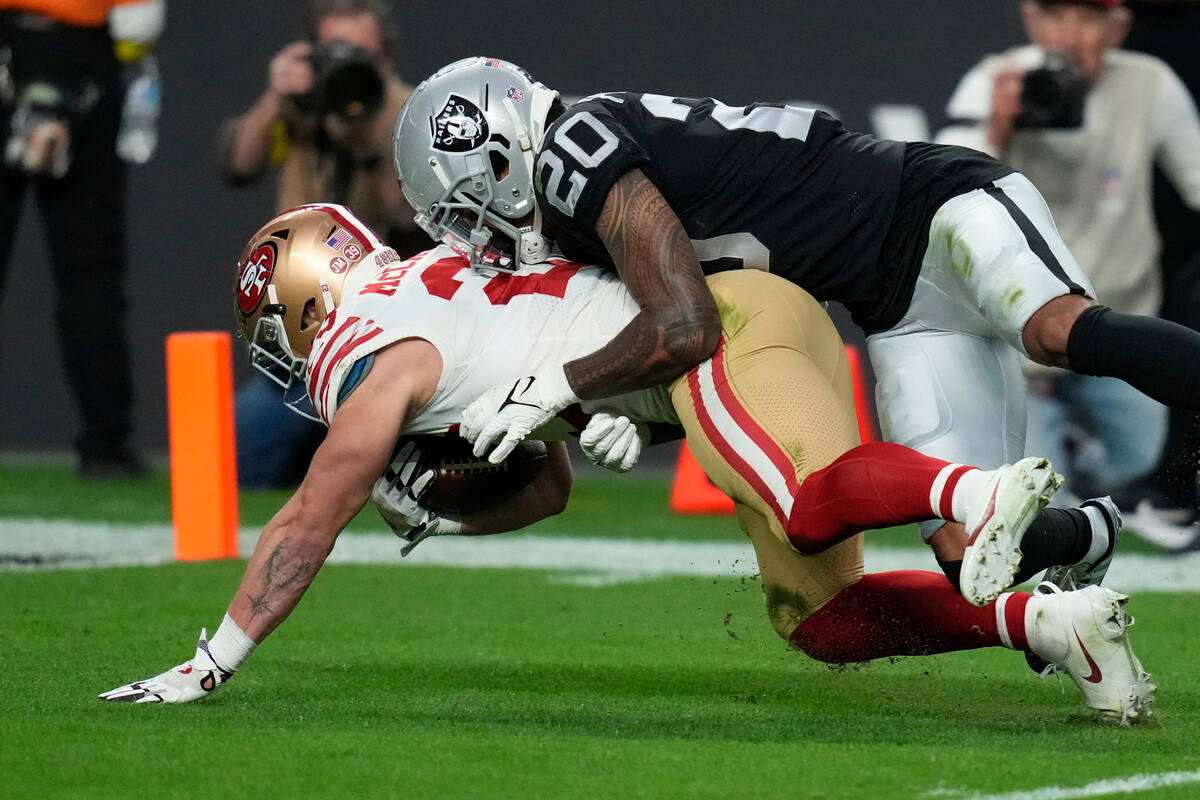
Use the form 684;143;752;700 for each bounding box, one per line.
293;38;384;122
1015;51;1088;129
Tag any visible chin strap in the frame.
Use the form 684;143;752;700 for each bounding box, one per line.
520;234;549;263
504;96;533;154
502;93;550;267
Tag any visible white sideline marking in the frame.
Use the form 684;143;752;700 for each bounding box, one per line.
928;768;1200;799
3;518;1200;591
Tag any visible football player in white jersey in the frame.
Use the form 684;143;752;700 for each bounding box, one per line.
99;204;1152;724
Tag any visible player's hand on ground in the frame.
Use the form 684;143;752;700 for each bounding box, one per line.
372;440;459;556
579;411;649;473
99;629;233;703
461;371;578;464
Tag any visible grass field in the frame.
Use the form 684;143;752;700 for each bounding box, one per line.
2;463;1198;799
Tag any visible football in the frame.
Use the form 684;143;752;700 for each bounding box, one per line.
392;434;549;514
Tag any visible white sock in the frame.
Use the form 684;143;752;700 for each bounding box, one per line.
993;592;1026;651
929;464;993;522
1022;590;1067;663
207;613;257;672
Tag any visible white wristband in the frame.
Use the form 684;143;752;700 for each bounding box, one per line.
435;513;463;536
208;613;258;672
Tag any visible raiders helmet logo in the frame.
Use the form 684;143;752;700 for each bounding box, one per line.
431;94;488;153
237;242;276;314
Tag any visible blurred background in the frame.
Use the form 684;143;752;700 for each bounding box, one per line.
9;0;1200;504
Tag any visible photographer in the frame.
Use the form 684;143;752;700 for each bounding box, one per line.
938;0;1200;506
0;0;163;479
219;0;427;488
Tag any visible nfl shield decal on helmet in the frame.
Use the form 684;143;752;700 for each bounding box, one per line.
237;242;276;314
431;94;488;153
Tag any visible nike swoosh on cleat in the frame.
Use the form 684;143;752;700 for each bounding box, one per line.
1073;628;1103;683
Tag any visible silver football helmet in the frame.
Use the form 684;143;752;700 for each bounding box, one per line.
393;56;559;273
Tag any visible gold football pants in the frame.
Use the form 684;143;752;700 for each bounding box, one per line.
668;270;865;639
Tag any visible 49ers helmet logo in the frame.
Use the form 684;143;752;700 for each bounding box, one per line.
237;242;276;314
431;94;488;152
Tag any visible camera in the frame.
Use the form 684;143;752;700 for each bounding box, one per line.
1015;51;1088;129
294;39;384;121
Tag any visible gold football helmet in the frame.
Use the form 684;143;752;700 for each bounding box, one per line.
234;203;389;419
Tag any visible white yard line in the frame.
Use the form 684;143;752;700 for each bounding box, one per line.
928;768;1200;800
3;517;1200;591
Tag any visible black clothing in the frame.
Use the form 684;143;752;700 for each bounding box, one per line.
0;12;136;461
535;92;1012;332
1066;305;1200;409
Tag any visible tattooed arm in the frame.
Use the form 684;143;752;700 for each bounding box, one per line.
563;168;721;399
227;337;442;643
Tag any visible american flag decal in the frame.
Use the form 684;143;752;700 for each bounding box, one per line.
483;58;502;68
326;228;354;250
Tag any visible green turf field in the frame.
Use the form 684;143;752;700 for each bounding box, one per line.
1;464;1197;799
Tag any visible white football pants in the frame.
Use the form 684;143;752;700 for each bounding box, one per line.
867;172;1095;539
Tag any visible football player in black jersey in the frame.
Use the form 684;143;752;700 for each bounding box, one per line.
392;57;1200;605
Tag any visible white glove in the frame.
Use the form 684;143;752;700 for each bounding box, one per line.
98;629;233;703
579;412;649;473
460;369;578;464
372;440;461;556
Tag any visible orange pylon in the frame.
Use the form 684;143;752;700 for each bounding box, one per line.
669;441;736;515
166;332;239;560
844;344;875;443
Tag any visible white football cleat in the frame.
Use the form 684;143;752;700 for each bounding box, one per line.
1025;582;1155;726
961;457;1063;607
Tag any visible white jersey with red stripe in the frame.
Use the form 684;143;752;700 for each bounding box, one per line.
304;244;677;434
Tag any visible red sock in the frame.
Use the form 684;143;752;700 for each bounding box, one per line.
785;442;973;552
789;571;1031;662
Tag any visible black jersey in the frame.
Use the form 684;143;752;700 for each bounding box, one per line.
534;92;1012;332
